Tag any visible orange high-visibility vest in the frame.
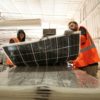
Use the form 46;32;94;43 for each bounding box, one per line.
11;38;19;43
6;38;19;65
73;26;100;68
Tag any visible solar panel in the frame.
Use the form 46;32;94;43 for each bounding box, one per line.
3;33;80;67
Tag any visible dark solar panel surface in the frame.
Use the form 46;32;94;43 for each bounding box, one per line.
3;34;80;67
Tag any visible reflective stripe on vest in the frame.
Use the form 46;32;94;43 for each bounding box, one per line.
80;33;96;52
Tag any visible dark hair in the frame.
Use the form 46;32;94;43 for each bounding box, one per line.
17;30;26;42
68;21;78;26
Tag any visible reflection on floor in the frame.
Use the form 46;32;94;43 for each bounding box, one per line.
0;65;99;100
0;65;99;88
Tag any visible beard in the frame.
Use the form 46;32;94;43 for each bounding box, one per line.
70;28;78;31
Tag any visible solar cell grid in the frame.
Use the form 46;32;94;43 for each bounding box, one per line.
3;33;80;67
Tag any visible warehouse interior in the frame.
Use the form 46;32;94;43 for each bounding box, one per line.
0;0;100;100
0;0;99;46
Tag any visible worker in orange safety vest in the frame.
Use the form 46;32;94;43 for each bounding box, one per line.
6;30;26;67
67;21;100;77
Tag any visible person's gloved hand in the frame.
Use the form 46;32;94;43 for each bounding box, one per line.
64;30;73;36
67;62;73;70
72;61;79;70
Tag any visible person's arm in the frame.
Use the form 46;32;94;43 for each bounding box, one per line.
79;26;87;45
79;26;87;35
64;30;73;36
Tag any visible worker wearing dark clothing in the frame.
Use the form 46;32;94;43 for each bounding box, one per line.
68;21;100;77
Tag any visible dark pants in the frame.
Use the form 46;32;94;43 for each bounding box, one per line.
79;63;98;77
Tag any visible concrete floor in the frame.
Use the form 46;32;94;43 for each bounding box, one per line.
0;65;100;100
0;65;99;88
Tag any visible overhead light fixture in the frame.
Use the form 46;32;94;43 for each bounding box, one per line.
0;19;41;26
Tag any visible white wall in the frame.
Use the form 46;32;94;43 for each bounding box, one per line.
75;0;100;54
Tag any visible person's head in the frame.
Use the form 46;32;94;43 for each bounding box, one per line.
68;21;78;31
17;30;26;42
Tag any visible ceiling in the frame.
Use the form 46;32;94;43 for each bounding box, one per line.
0;0;84;24
0;0;84;45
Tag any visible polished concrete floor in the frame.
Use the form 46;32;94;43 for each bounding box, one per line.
0;65;100;100
0;65;99;88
